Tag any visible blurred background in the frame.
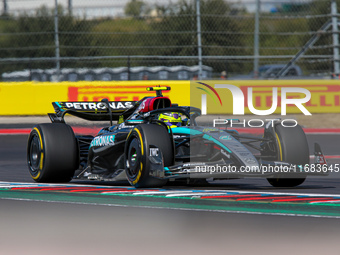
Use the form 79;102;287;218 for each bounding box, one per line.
1;0;340;81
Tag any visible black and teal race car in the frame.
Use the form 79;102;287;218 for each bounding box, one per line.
27;86;326;188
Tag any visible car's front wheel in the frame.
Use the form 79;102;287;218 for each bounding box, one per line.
125;124;173;188
266;124;309;187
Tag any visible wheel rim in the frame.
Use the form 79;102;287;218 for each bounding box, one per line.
28;133;41;173
126;138;141;179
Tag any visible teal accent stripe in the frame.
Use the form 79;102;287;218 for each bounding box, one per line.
55;102;64;112
172;127;202;136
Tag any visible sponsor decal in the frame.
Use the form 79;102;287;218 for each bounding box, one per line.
220;149;231;159
118;123;134;129
240;152;251;156
62;101;134;111
219;135;232;140
183;162;206;167
202;128;220;132
173;135;188;139
244;157;257;164
149;148;159;156
90;135;115;147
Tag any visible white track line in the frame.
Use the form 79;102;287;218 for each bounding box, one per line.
165;192;228;197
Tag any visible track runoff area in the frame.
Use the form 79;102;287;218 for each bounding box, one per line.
1;181;340;218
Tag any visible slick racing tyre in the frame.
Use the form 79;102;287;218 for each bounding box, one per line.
125;124;174;188
27;123;79;183
267;124;309;187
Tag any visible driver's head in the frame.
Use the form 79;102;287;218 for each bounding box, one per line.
158;112;181;128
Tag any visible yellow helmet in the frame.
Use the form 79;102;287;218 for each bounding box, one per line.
158;112;181;128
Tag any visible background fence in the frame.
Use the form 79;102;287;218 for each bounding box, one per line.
0;0;339;81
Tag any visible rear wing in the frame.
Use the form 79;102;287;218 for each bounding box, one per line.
50;101;137;122
49;86;171;123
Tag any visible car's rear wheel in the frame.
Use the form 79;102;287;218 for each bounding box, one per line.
125;124;173;188
267;124;309;187
27;123;79;182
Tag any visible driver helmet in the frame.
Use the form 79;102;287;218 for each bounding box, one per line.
158;112;182;128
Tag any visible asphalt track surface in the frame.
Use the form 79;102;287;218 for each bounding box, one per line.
2;131;340;193
1;127;340;254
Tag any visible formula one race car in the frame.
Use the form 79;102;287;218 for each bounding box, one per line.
27;86;327;188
